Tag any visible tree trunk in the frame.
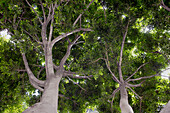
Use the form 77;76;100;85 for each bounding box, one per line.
23;76;61;113
120;85;134;113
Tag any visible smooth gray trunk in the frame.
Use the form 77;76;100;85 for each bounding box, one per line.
23;76;61;113
120;85;134;113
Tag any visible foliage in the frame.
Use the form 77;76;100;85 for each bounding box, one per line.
0;0;169;112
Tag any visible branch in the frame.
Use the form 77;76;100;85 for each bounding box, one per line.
64;71;93;79
102;3;107;23
25;0;43;25
59;33;84;67
67;77;86;91
22;53;45;87
118;21;130;82
128;68;170;82
37;66;45;79
160;0;170;11
104;49;121;84
110;87;120;113
73;0;94;27
39;0;46;21
109;87;121;98
59;94;78;105
126;81;145;87
127;86;141;99
16;11;24;29
23;29;43;44
88;57;105;64
126;62;148;81
51;28;92;48
30;80;44;92
48;2;58;42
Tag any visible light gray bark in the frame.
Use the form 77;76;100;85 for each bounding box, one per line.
23;76;61;113
120;85;134;113
160;101;170;113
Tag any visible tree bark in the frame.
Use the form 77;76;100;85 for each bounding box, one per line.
120;85;134;113
23;76;61;113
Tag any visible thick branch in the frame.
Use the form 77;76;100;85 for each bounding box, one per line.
118;21;129;82
22;53;45;87
59;34;82;67
128;68;170;82
160;0;170;11
30;80;44;92
126;62;148;81
25;0;43;25
73;0;94;27
51;28;92;48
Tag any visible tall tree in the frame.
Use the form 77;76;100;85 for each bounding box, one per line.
80;0;170;112
0;0;96;112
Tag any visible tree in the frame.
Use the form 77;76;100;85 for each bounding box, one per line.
0;0;169;112
79;0;170;112
0;0;96;112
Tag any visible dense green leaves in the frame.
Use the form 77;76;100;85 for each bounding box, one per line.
0;0;169;112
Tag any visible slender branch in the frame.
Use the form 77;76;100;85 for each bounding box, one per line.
102;4;107;23
118;21;130;82
109;87;121;98
126;81;145;87
67;77;86;91
126;62;148;81
127;86;141;99
104;54;121;84
39;0;46;21
128;68;170;82
51;28;92;48
64;71;93;79
16;11;24;29
22;53;45;87
73;0;94;27
59;94;78;105
23;29;43;44
88;57;105;64
160;0;170;11
59;33;83;67
25;0;43;25
37;67;45;79
110;87;120;113
48;12;54;42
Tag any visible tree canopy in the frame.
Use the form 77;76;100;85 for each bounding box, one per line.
0;0;169;113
